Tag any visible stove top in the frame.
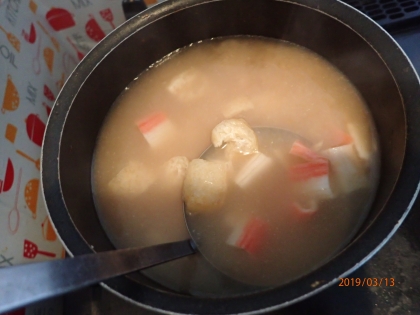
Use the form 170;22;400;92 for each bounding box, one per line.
62;2;420;314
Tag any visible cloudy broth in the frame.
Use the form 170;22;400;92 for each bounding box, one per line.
92;37;379;294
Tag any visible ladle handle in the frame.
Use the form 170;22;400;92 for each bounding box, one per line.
0;240;195;314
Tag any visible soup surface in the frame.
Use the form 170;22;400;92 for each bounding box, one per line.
92;37;380;295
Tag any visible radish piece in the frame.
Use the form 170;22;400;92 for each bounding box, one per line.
235;153;272;188
222;97;254;118
322;144;368;194
167;69;207;102
108;161;155;196
291;200;318;219
312;141;324;152
289;141;323;161
296;174;334;200
347;123;370;160
226;217;268;255
136;112;174;148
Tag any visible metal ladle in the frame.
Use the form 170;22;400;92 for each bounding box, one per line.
0;240;196;314
0;127;299;314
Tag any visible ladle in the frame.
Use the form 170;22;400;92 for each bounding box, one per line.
0;240;196;314
0;127;300;314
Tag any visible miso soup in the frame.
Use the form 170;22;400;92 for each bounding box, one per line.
92;37;379;295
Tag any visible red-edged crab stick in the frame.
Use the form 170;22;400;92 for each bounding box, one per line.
289;141;334;200
226;217;269;255
137;112;174;148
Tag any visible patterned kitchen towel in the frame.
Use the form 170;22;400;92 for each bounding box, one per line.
0;0;125;313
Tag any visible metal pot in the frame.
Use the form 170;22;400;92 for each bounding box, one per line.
41;0;420;313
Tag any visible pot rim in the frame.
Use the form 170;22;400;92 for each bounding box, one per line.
41;0;420;314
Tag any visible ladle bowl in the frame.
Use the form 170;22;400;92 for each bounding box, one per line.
0;240;195;314
1;126;304;313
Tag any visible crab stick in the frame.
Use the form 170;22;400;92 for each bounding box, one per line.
289;159;329;181
235;153;272;188
289;141;323;161
330;128;353;148
136;112;174;148
226;217;268;255
290;158;334;200
322;144;368;194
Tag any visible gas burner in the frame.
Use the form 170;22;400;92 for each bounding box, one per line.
344;0;420;31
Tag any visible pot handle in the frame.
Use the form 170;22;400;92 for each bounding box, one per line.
0;240;196;314
122;0;148;20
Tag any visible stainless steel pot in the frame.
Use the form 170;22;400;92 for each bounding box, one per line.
41;0;420;313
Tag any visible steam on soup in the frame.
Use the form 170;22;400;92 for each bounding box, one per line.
92;37;380;295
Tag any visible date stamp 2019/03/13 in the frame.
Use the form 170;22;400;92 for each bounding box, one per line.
339;278;395;287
